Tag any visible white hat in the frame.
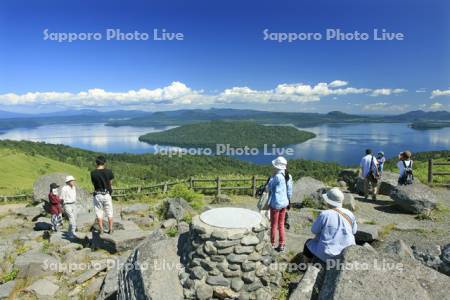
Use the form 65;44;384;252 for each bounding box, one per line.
65;175;76;183
272;156;288;170
322;187;344;208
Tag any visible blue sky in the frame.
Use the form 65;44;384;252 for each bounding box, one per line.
0;0;449;113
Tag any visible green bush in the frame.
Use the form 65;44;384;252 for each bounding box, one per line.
168;183;203;203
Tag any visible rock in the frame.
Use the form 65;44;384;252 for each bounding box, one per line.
25;278;59;297
355;177;365;195
161;218;177;229
85;276;104;298
214;286;239;299
15;252;60;279
355;224;379;244
98;255;128;300
212;194;232;204
390;184;438;214
289;265;321;300
206;275;230;286
0;280;16;299
342;193;356;211
32;172;92;214
384;240;414;260
117;235;184;300
291;177;326;207
227;254;247;264
165;197;193;221
231;277;245;292
241;235;259;246
338;169;359;192
439;244;450;276
191;266;207;280
15;206;43;221
318;245;450;300
70;264;107;284
378;171;400;196
121;203;150;216
91;226;154;253
196;283;214;300
34;217;53;231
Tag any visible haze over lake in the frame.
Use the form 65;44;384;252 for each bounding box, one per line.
0;123;449;165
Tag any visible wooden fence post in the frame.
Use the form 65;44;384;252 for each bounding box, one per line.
137;186;142;193
428;159;433;184
216;177;221;195
252;176;257;197
189;177;194;189
163;182;168;194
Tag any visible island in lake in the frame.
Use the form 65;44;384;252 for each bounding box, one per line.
138;121;316;149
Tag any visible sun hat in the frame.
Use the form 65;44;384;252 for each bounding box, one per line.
322;187;344;208
65;175;76;183
377;151;384;157
272;156;288;170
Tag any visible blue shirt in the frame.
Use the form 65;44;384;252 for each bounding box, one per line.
306;208;357;262
267;170;292;210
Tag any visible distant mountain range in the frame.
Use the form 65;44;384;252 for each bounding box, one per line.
0;108;449;130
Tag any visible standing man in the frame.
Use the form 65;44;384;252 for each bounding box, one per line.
360;149;379;201
91;155;115;234
61;175;77;237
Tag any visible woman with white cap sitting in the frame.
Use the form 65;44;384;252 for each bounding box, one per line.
303;188;357;263
267;156;293;252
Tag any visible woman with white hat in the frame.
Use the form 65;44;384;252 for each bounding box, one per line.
267;156;293;252
303;188;357;263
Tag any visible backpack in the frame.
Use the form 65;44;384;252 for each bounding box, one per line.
399;160;414;185
367;155;380;183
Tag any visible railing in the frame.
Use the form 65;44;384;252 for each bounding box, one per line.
0;176;267;202
428;159;450;187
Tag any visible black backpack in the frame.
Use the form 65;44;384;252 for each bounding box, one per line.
399;160;414;185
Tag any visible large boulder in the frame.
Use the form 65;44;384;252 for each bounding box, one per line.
390;183;438;214
32;172;92;214
291;177;326;207
355;224;379;244
117;232;184;300
338;169;359;192
378;171;400;196
90;220;149;253
318;245;450;300
165;197;193;221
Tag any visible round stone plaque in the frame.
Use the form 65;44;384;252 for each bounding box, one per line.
199;207;262;229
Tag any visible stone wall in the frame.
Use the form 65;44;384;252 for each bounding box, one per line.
179;215;283;299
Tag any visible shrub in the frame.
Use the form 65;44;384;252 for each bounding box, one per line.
168;183;203;203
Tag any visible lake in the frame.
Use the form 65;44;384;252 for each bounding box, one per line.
0;123;449;166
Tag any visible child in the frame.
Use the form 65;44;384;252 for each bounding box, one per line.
49;183;63;231
376;151;386;175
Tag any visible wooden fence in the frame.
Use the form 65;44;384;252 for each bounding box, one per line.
1;176;267;202
428;159;450;187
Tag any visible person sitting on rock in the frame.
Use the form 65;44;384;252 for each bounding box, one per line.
267;156;292;252
303;188;357;264
48;183;63;232
397;150;414;185
61;175;77;238
91;155;115;234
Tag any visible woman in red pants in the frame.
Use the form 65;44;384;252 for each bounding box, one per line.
268;156;293;252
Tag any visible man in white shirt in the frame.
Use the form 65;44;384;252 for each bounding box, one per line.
61;175;77;237
360;149;379;200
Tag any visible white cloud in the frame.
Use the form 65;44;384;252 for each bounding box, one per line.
431;88;450;98
370;88;407;97
362;102;409;112
329;80;348;88
0;80;408;108
429;102;444;110
416;88;427;93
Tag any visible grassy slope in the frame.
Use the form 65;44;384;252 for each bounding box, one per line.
0;148;91;194
138;121;316;148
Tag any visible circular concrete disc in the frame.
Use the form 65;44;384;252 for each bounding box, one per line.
200;207;262;229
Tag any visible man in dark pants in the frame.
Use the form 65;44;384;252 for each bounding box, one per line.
91;155;115;234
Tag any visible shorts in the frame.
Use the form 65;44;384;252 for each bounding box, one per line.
93;193;113;219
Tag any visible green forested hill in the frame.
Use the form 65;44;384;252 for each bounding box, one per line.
138;121;316;148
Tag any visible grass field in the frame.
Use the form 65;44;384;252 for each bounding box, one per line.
0;148;91;194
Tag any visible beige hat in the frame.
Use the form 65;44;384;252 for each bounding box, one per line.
271;156;288;170
322;187;344;208
65;175;76;183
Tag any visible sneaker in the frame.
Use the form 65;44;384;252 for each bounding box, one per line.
276;245;286;252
